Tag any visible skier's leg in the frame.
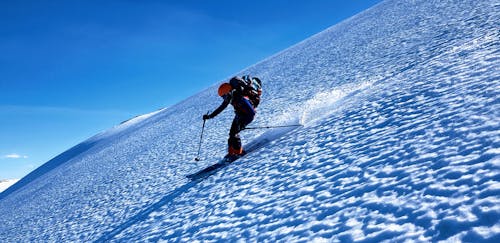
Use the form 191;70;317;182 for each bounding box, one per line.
235;97;255;130
228;117;243;155
238;97;256;119
227;97;256;156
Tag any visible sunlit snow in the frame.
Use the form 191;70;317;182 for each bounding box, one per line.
0;0;498;242
0;179;19;193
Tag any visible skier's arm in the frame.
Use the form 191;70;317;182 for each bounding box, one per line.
206;94;231;119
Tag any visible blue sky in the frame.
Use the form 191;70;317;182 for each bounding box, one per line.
0;0;381;179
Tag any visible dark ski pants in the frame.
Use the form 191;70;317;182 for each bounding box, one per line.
228;98;255;154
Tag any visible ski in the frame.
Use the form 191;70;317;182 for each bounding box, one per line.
186;158;234;180
186;139;271;180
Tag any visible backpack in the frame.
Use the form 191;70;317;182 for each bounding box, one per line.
229;75;262;108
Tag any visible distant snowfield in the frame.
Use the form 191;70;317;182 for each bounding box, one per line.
0;179;18;193
1;0;499;242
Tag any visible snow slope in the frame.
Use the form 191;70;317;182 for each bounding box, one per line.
0;179;18;193
1;0;499;242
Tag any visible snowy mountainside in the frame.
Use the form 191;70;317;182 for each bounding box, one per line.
0;179;18;193
1;0;499;242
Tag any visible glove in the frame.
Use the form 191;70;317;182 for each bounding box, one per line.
203;114;211;120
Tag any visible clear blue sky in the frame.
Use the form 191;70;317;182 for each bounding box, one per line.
0;0;382;179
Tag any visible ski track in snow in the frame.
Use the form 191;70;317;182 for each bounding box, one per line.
1;0;499;242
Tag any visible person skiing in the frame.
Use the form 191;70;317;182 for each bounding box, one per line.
203;75;262;159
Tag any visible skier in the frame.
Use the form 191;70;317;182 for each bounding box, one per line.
203;75;262;159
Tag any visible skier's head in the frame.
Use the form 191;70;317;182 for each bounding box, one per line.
218;83;232;97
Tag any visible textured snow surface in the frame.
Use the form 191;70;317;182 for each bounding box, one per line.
1;0;499;242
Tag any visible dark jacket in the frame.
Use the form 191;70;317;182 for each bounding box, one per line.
208;90;256;119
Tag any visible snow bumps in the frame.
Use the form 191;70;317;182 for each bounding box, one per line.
110;5;499;243
110;26;499;243
1;0;499;242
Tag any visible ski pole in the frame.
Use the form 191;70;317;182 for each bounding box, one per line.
244;124;303;130
195;111;209;161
